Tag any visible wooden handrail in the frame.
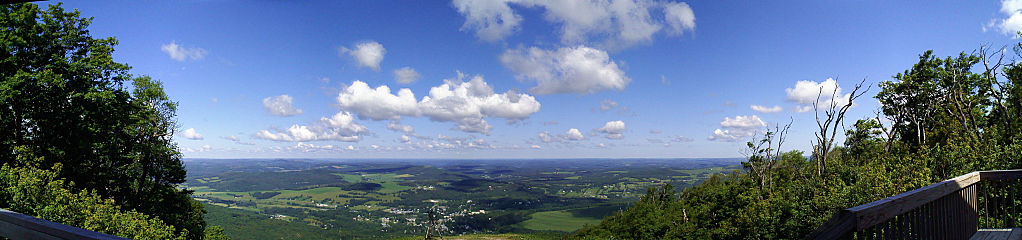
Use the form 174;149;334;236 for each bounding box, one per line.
806;169;1022;240
0;208;128;240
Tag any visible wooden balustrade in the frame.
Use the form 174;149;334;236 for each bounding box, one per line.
0;208;127;240
806;170;1022;240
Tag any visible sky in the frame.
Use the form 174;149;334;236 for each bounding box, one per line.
41;0;1022;159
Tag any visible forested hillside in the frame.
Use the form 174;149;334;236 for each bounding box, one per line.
570;47;1022;239
0;3;226;239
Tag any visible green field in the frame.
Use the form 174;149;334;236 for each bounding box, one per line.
518;210;602;232
186;158;740;239
395;233;562;240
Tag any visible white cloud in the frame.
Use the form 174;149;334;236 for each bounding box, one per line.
400;135;412;143
336;81;421;120
181;144;212;153
393;67;421;84
320;111;370;136
991;0;1022;37
181;128;204;140
708;115;765;142
664;2;696;35
336;73;541;134
222;135;255;145
673;136;693;142
785;78;851;113
538;131;555;143
565;128;585;140
501;46;630;95
255;112;368;142
452;0;523;42
453;0;695;49
539;128;587;143
161;41;208;61
263;95;303;117
288;143;342;153
387;120;415;134
597;120;626;139
599;99;619;111
750;105;783;113
531;144;542;149
339;41;386;71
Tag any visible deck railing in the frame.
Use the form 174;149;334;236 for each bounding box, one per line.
0;208;127;240
806;169;1022;240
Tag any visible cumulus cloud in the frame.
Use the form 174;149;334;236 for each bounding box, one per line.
263;95;303;117
597;120;626;139
386;120;415;134
708;115;765;142
537;131;555;143
393;67;421;84
664;2;696;35
785;78;851;113
452;0;523;42
565;128;585;140
453;0;695;49
336;81;421;120
181;144;212;153
255;112;368;142
336;72;541;134
161;41;207;61
538;128;586;143
501;46;630;95
181;128;204;140
988;0;1022;37
750;105;783;113
339;41;386;71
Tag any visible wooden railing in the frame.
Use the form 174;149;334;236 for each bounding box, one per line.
806;170;1022;240
0;208;127;240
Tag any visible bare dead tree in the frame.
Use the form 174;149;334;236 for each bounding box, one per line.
813;78;870;176
980;44;1017;136
742;119;793;196
874;110;897;153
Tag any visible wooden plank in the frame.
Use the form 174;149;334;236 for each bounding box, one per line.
980;170;1022;181
850;172;981;230
974;229;1013;240
0;209;128;240
804;210;856;240
971;231;990;240
1009;228;1022;240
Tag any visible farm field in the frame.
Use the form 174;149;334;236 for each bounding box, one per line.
186;158;741;239
517;210;602;232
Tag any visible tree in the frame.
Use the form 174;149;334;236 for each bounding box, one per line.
0;3;209;238
812;78;868;176
0;148;186;239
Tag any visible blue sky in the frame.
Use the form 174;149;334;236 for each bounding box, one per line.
46;0;1021;159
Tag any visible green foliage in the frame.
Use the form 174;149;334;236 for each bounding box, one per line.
0;3;211;238
0;162;185;239
570;48;1022;239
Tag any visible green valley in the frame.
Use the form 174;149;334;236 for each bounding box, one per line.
185;158;740;239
